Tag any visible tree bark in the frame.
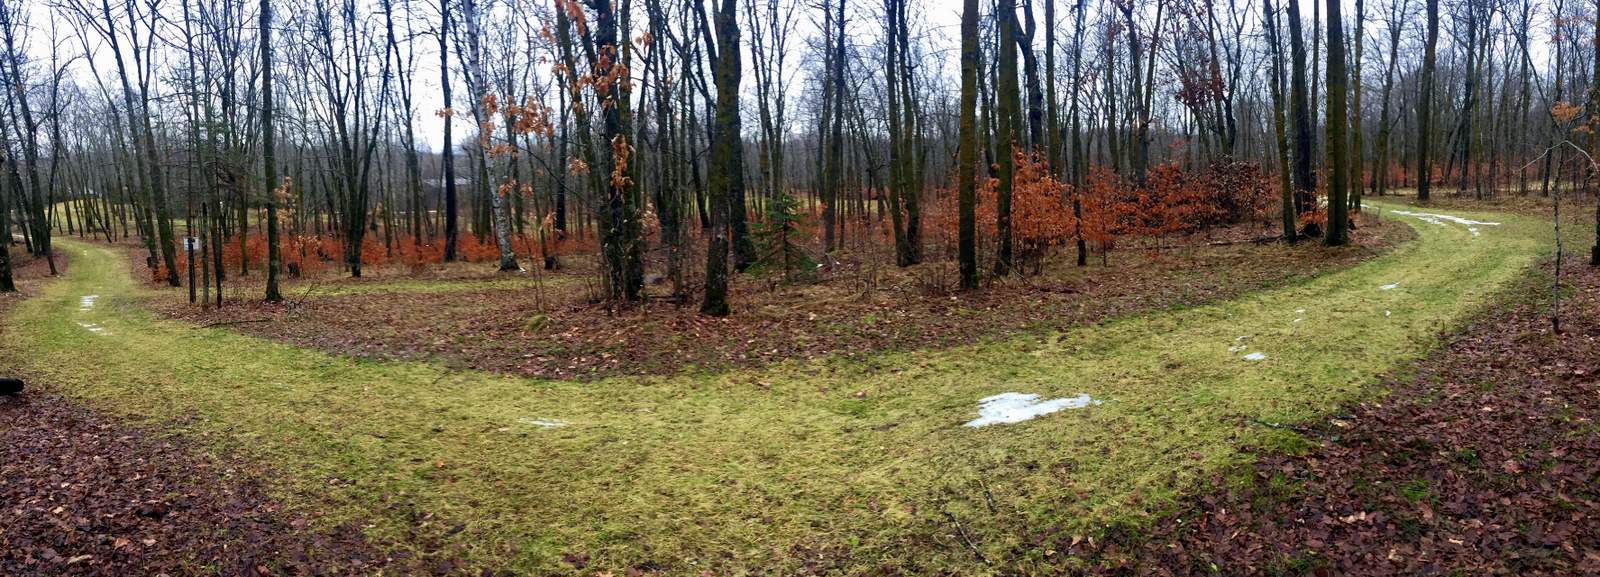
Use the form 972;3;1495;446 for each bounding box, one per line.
958;0;979;289
440;1;460;261
1417;0;1439;201
994;0;1020;275
1265;0;1296;241
1323;0;1350;245
262;0;281;301
702;0;742;316
1348;0;1364;212
1285;0;1316;218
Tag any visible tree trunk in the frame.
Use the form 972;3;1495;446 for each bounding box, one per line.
1070;0;1087;266
263;0;282;302
1286;0;1316;219
461;0;519;272
1323;0;1350;245
828;0;845;254
1417;0;1439;201
1265;0;1296;241
958;0;979;289
1374;0;1401;198
702;0;742;316
0;160;12;291
994;0;1020;276
1592;0;1600;265
440;2;460;262
1348;0;1364;212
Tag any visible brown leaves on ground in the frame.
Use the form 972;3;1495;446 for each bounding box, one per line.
0;391;389;576
0;249;460;577
158;220;1408;381
1055;257;1600;576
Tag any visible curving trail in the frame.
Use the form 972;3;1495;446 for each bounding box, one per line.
3;201;1553;575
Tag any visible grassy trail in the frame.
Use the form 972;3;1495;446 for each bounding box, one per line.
5;202;1551;574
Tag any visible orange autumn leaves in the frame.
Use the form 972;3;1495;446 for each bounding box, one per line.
937;151;1275;263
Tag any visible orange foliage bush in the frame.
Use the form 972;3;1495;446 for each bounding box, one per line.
932;153;1076;259
166;227;599;281
937;159;1276;268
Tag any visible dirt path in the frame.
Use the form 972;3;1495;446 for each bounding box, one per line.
2;202;1558;575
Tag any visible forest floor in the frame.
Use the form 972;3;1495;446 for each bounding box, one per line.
0;200;1579;575
150;220;1409;381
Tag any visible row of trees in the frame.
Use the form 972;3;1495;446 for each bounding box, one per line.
0;0;1598;314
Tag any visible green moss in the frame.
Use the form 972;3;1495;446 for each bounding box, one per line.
1250;428;1316;457
522;314;550;332
7;201;1553;575
1400;478;1432;503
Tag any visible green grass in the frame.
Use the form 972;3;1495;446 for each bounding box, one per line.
5;201;1553;575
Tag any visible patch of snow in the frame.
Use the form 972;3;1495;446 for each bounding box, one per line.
1228;344;1247;353
1293;318;1303;323
1295;308;1306;314
1379;283;1400;291
79;295;98;311
964;392;1100;427
1242;352;1267;361
76;321;108;335
1389;210;1501;238
517;418;569;428
1385;310;1392;317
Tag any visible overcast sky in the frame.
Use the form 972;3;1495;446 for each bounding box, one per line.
20;0;1560;152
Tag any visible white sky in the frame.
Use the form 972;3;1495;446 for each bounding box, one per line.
19;0;1563;152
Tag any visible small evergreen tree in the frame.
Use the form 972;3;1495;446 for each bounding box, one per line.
752;193;816;282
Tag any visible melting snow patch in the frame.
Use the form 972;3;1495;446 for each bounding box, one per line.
1388;210;1501;237
517;418;568;428
1241;352;1267;361
1379;283;1400;291
964;392;1100;427
79;295;98;311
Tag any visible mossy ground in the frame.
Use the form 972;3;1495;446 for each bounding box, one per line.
5;201;1551;575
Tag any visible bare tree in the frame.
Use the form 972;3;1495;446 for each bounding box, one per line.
1417;0;1438;201
958;0;978;289
1324;0;1350;245
702;0;743;316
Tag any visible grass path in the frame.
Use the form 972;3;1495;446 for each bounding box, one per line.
5;202;1551;575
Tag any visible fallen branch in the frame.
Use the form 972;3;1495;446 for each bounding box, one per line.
944;511;989;565
978;478;997;514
